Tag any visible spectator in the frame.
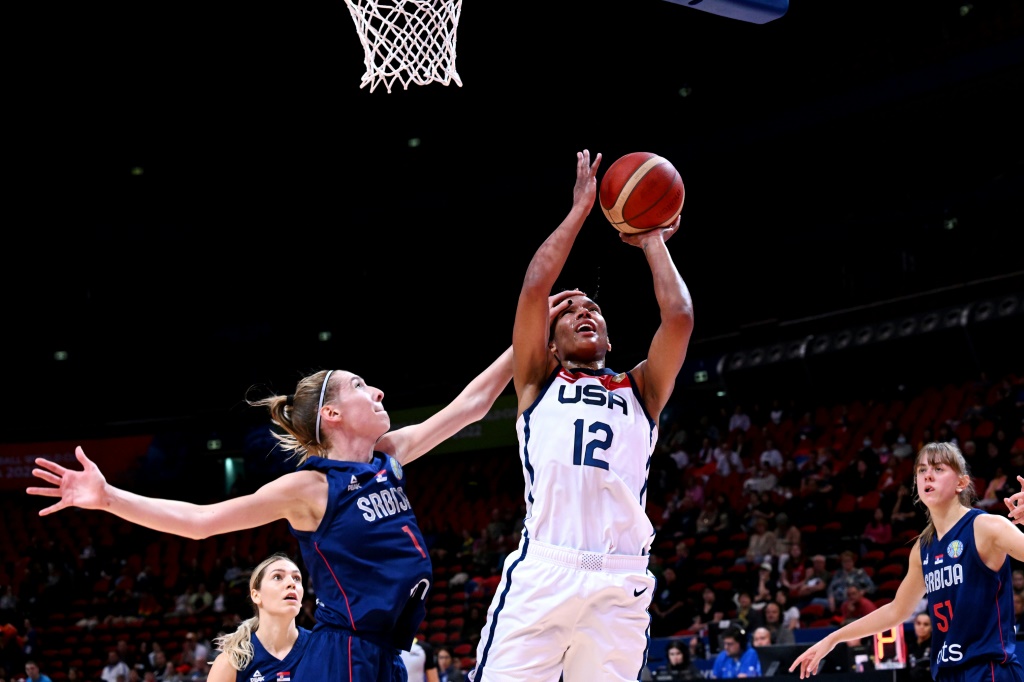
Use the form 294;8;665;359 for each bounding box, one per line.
695;498;722;537
732;592;764;632
827;551;875;613
399;635;439;682
436;647;464;682
23;661;53;682
733;431;754;465
742;465;778;496
890;482;924;537
751;627;773;649
794;554;830;610
655;640;702;680
771;514;801;565
0;618;25;671
906;612;932;682
1012;568;1024;597
975;466;1010;509
651;567;692;638
761;602;795;645
692;587;728;631
779;542;808;596
101;649;132;682
892;434;914;460
710;627;761;679
773;590;801;631
729;405;752;435
184;653;208;682
743;518;777;566
751;562;781;609
838;583;876;628
189;584;213;616
758;438;784;473
713;441;744;478
841;458;878;500
860;507;893;556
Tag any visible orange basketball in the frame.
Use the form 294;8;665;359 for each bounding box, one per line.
599;152;685;234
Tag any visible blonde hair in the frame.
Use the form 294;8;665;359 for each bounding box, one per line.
914;441;976;544
213;552;298;671
247;370;338;464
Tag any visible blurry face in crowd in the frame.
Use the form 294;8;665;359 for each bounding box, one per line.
913;614;932;641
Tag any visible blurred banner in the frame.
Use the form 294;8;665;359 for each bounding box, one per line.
0;435;153;491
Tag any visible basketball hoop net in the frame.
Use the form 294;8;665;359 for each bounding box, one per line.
342;0;463;93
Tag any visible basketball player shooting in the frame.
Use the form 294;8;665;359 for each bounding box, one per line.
467;149;695;682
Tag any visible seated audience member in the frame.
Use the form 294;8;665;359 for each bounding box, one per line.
711;627;761;679
906;612;932;682
827;550;875;613
761;601;795;645
654;640;703;680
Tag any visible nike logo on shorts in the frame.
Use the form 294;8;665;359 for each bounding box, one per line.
634;587;648;597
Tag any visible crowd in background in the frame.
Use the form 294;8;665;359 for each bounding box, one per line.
1;369;1023;681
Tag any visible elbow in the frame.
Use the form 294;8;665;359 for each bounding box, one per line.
663;304;695;335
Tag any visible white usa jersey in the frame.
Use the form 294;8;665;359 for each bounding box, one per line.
517;365;657;556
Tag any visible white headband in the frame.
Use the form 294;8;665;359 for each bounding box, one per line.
315;370;335;445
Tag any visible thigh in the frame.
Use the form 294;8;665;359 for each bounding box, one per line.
563;570;656;682
469;555;573;682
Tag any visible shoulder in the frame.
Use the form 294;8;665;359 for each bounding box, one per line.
207;652;239;682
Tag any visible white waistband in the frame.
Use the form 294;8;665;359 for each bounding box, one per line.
528;539;650;573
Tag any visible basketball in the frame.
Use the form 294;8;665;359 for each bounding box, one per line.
599;152;685;234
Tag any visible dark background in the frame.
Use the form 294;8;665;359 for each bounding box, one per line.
5;0;1023;444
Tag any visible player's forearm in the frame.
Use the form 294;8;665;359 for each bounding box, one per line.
456;346;514;418
821;602;903;647
103;486;215;540
521;208;588;294
644;239;693;323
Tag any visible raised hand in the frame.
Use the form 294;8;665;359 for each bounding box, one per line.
1005;474;1024;524
26;446;109;516
572;149;602;212
618;213;681;248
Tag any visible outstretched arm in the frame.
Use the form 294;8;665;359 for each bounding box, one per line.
789;542;926;678
621;216;694;421
513;150;601;400
380;346;514;467
27;446;319;538
383;290;580;466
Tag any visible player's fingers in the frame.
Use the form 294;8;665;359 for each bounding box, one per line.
33;457;66;476
76;445;93;466
31;469;63;486
37;502;65;517
25;486;63;498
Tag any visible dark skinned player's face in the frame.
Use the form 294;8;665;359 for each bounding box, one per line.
549;296;610;364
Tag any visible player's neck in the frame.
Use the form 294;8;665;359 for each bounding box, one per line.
929;502;970;536
561;359;606;372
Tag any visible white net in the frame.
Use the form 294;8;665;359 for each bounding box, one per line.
343;0;464;93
